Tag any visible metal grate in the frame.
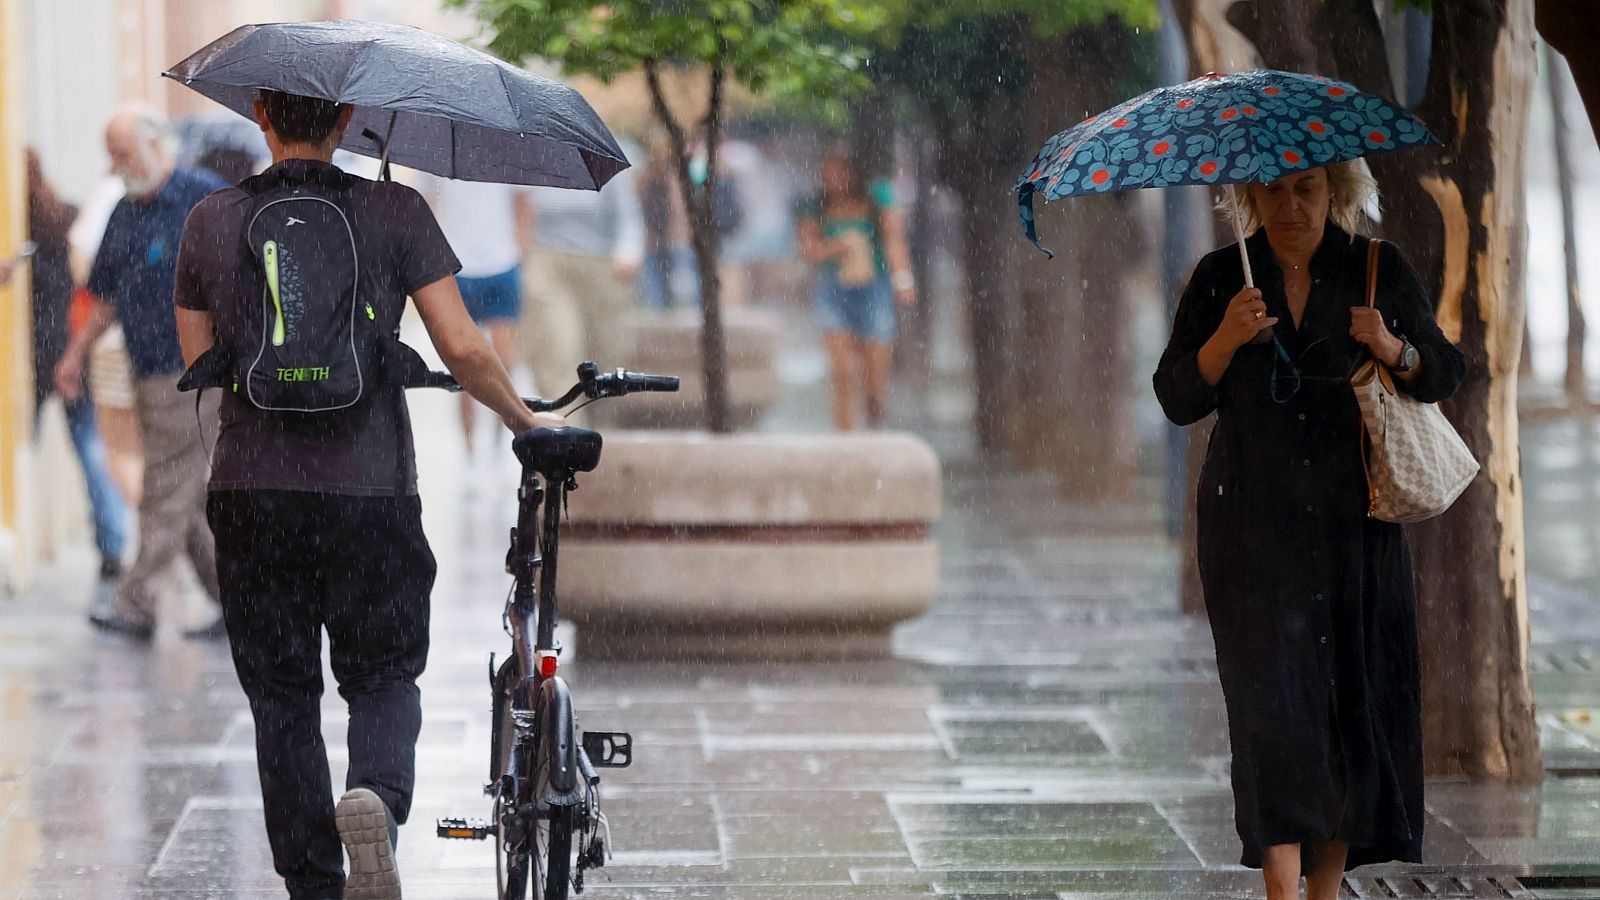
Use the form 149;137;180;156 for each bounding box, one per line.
1340;875;1531;899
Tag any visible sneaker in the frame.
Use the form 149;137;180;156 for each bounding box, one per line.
88;609;154;641
336;788;401;900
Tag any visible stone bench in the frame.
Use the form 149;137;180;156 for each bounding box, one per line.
559;431;942;660
616;307;783;430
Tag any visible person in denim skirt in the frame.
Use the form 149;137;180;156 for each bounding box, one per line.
797;152;917;430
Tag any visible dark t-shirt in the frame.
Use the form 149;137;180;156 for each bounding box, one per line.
89;166;227;377
174;159;460;497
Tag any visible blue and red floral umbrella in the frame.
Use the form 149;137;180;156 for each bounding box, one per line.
1015;69;1438;278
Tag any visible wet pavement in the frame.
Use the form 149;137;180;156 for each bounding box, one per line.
6;331;1600;898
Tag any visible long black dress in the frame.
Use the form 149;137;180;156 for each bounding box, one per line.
1153;224;1464;870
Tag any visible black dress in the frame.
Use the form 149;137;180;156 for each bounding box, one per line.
1153;224;1464;870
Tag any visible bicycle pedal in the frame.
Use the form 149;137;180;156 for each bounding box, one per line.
581;731;633;768
436;817;495;840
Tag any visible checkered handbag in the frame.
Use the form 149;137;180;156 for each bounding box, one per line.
1351;239;1479;523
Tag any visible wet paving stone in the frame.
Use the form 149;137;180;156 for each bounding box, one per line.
7;402;1600;897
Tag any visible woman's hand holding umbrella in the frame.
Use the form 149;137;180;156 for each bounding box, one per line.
1198;287;1274;386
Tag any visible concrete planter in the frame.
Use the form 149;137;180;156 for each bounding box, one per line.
617;307;783;430
561;431;941;660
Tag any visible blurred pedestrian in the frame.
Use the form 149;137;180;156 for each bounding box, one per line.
636;133;688;310
24;149;130;593
53;104;227;640
174;89;550;900
796;151;916;430
419;173;534;455
521;143;645;414
69;177;144;505
1153;163;1464;900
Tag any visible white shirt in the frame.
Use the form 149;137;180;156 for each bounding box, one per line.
418;174;531;278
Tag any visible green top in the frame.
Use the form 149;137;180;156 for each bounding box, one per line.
797;178;896;276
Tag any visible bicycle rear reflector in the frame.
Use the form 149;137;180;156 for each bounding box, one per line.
537;651;559;678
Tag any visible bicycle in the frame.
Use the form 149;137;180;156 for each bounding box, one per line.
434;361;679;899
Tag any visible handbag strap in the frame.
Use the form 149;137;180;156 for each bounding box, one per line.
1359;236;1385;517
1365;238;1382;308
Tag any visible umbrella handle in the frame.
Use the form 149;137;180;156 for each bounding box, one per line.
1228;183;1274;345
1227;183;1254;289
378;111;397;182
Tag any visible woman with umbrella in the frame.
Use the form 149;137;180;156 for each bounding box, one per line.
1155;158;1462;898
1019;72;1464;900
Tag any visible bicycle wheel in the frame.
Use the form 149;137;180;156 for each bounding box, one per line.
534;800;575;900
492;663;531;900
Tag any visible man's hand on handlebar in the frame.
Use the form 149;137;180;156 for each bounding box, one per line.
501;410;566;433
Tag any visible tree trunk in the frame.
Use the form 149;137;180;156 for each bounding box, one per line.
1225;0;1328;74
645;59;731;433
953;172;1020;454
1055;192;1140;502
1546;44;1587;400
896;124;936;388
1400;0;1542;781
1021;21;1145;501
1006;31;1077;473
924;26;1027;458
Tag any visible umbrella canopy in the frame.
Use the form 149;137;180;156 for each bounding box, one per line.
1015;69;1439;256
164;19;629;190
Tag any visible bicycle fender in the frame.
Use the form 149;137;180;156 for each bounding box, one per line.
537;676;584;805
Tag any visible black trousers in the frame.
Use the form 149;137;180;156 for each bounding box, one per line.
209;490;436;900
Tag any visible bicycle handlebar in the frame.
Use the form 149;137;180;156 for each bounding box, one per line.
524;363;681;412
418;362;680;413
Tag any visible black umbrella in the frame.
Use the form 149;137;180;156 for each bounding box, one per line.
163;19;628;190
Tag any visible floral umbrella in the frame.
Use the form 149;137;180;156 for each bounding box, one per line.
1015;69;1438;285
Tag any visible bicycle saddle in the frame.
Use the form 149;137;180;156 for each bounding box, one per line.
513;426;603;476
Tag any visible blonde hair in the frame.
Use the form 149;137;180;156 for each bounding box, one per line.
1223;158;1379;237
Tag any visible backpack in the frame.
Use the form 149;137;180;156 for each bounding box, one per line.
180;165;435;408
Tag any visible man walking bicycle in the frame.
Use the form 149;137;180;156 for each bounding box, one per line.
174;90;554;900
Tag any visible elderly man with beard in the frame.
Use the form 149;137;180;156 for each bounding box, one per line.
55;104;228;640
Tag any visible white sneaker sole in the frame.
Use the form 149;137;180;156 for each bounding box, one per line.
336;788;401;900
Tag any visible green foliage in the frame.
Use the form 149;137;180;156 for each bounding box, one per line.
448;0;887;104
1387;0;1431;11
874;0;1160;38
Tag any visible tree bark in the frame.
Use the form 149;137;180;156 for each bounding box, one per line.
645;58;731;433
896;124;936;387
1225;0;1327;74
923;20;1028;456
952;171;1020;454
1399;0;1542;781
1017;21;1145;500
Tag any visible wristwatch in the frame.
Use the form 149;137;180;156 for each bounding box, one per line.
1392;338;1419;373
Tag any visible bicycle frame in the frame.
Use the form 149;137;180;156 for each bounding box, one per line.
507;467;567;689
437;362;670;897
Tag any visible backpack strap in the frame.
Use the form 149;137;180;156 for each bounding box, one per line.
176;344;233;393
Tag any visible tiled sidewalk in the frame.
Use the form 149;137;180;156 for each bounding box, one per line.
5;377;1600;898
